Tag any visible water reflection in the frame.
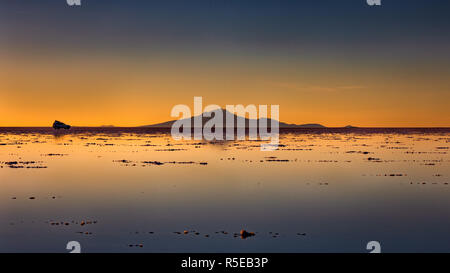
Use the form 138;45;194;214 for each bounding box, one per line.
0;128;449;252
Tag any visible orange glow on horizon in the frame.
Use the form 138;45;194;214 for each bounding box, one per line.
1;52;449;127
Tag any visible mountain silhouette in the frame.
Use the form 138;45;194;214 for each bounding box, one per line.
140;109;326;128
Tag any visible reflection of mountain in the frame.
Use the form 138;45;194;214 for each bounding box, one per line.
141;109;326;128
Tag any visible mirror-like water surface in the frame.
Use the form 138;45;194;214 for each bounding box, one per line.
0;128;449;252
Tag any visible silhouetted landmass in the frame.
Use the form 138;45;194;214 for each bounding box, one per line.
140;109;326;128
52;120;71;130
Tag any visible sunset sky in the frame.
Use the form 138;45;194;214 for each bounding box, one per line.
1;0;449;127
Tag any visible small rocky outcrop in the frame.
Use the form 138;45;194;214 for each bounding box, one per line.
53;120;71;130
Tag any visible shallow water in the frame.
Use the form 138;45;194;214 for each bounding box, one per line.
0;127;449;253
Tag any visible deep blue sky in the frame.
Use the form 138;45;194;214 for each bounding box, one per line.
1;0;450;55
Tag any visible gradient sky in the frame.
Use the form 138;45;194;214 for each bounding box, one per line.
1;0;449;127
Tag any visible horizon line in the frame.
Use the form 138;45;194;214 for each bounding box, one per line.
1;126;450;129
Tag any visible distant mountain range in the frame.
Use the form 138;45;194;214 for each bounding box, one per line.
140;109;326;128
